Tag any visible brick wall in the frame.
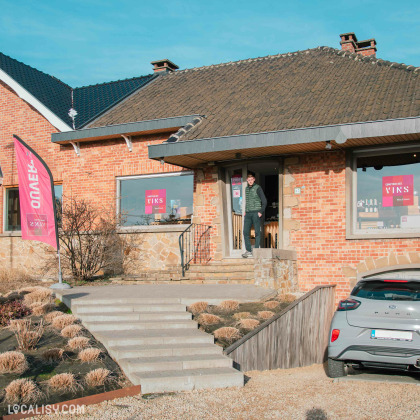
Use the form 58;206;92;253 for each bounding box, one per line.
283;152;420;301
0;81;190;274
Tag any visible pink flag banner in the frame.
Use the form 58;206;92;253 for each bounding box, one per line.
14;135;58;250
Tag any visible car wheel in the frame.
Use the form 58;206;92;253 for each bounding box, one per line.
327;358;347;378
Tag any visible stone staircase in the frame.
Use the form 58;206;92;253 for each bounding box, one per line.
70;297;244;393
111;259;255;285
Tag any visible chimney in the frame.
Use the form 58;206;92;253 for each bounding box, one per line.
340;32;377;58
151;59;179;74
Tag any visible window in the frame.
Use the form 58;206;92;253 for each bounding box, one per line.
348;145;420;238
6;188;20;231
4;185;63;232
117;172;194;227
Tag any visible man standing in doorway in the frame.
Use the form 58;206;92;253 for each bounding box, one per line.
242;171;267;258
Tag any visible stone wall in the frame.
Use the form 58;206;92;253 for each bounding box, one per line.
253;248;298;293
0;227;184;279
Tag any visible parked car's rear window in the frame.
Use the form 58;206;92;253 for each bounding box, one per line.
352;280;420;301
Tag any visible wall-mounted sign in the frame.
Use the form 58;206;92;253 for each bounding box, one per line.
145;189;166;214
382;175;413;207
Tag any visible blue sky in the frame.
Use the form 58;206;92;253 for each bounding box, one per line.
1;0;419;87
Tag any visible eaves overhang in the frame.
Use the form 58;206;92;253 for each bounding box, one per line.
148;117;420;167
51;115;203;144
0;68;72;132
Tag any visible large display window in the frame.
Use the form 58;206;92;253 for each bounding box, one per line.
348;146;420;238
117;172;194;226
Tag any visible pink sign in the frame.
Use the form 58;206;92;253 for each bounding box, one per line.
14;136;58;249
145;189;166;214
382;175;414;207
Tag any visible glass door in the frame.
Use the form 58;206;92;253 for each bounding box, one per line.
226;166;246;257
225;161;280;257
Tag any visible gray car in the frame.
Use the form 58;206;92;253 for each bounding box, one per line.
327;277;420;377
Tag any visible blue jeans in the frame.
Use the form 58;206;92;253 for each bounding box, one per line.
244;212;261;252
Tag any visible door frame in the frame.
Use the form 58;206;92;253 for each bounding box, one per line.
220;158;283;258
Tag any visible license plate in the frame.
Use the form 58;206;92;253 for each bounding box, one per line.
371;329;413;341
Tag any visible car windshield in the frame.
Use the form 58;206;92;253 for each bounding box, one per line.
352;280;420;301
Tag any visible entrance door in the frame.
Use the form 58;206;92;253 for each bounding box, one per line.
226;166;246;257
225;161;280;257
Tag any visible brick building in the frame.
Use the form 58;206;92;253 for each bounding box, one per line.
1;34;419;300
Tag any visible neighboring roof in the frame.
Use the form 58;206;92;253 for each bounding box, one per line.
72;75;155;128
89;47;420;141
0;52;72;126
0;52;154;129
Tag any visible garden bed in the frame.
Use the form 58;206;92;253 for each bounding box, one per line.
0;288;130;417
188;296;295;349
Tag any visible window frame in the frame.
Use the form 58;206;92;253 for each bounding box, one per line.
3;184;63;233
116;171;194;231
346;144;420;240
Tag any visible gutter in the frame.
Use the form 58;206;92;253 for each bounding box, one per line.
51;115;203;143
148;116;420;159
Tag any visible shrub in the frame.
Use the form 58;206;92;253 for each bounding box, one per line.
0;351;28;374
188;301;208;314
23;288;53;306
258;311;275;320
85;368;111;387
264;301;280;309
282;294;297;303
236;318;260;330
48;373;79;394
52;314;78;329
68;336;90;350
45;197;131;281
31;303;56;316
8;319;27;331
0;300;31;326
4;379;43;404
0;268;34;295
13;319;44;351
78;347;101;363
213;327;241;343
197;313;222;326
17;286;43;294
42;348;64;363
61;324;83;338
218;300;239;312
44;311;65;324
232;312;251;320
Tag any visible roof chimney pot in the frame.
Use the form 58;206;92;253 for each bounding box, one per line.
151;59;179;74
339;32;377;57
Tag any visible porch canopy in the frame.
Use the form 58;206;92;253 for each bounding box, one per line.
147;117;420;168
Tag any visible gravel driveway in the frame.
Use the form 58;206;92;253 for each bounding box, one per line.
34;364;420;420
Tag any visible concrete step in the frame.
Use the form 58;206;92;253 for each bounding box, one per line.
184;272;254;279
78;311;192;322
119;354;232;373
84;319;197;332
108;343;223;359
93;328;214;347
187;266;254;273
74;303;186;314
71;297;182;306
130;367;244;393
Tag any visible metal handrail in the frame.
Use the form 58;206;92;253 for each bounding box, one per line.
179;223;212;276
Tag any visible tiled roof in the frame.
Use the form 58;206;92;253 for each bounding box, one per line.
0;52;154;129
89;47;420;140
0;52;72;125
73;75;154;128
